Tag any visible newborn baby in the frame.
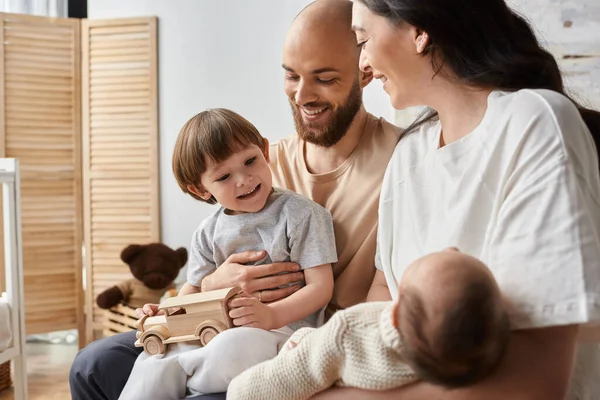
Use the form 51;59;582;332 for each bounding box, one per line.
227;248;510;400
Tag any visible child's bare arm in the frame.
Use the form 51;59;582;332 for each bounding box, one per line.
228;263;333;330
269;263;333;328
178;281;200;296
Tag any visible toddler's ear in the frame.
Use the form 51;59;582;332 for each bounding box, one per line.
187;184;212;201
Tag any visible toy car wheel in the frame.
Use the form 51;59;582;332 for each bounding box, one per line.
199;326;219;345
195;319;227;346
143;334;165;355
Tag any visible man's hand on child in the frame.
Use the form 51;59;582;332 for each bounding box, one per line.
202;250;305;302
228;293;278;330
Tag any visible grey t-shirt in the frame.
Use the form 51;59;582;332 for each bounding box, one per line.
187;188;338;330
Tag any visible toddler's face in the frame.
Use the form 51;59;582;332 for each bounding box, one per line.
198;143;273;214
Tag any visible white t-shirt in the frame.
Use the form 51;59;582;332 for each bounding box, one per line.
377;89;600;399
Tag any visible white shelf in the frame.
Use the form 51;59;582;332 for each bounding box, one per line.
0;346;18;365
0;158;27;399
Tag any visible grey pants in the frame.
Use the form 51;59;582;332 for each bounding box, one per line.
69;330;226;400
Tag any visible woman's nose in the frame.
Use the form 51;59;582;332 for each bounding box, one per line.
359;50;372;73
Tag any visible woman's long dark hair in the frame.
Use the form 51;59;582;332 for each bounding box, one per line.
357;0;600;155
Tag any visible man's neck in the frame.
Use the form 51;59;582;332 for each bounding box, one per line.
304;107;369;174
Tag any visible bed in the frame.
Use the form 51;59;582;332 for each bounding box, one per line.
0;158;28;399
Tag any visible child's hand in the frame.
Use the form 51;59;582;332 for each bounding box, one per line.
135;303;162;318
228;294;278;330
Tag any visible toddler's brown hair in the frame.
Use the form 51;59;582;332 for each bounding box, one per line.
172;108;265;203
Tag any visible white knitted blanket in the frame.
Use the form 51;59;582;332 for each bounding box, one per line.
227;301;417;400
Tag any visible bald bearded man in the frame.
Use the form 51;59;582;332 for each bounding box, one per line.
69;1;401;399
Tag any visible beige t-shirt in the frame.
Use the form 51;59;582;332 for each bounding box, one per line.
269;114;402;318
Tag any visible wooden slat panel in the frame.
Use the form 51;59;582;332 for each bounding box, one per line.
507;0;600;110
0;13;84;340
82;17;159;344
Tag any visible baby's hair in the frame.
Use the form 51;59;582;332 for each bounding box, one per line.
172;108;265;203
399;276;510;388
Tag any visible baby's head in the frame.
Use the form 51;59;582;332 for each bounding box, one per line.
394;248;509;388
172;108;273;214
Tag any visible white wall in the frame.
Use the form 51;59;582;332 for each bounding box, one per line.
88;0;393;253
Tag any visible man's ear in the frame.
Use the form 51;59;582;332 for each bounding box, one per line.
187;184;212;201
262;138;270;162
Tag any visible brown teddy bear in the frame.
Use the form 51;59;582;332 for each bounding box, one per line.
96;243;188;310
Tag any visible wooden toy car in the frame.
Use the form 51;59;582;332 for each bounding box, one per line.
134;286;242;355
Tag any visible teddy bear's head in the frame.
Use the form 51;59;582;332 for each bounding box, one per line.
121;243;188;290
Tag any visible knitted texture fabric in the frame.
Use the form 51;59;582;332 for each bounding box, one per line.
227;301;417;400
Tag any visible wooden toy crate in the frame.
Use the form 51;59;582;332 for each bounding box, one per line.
103;304;138;337
0;361;10;392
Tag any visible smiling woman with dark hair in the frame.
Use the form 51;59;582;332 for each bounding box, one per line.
353;0;600;146
321;0;600;399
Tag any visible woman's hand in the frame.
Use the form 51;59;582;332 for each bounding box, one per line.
228;294;278;330
201;250;305;302
135;303;162;318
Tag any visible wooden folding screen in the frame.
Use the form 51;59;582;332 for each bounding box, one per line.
81;18;159;341
0;13;159;345
0;13;84;336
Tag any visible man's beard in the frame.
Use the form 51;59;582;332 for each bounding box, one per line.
290;78;362;148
